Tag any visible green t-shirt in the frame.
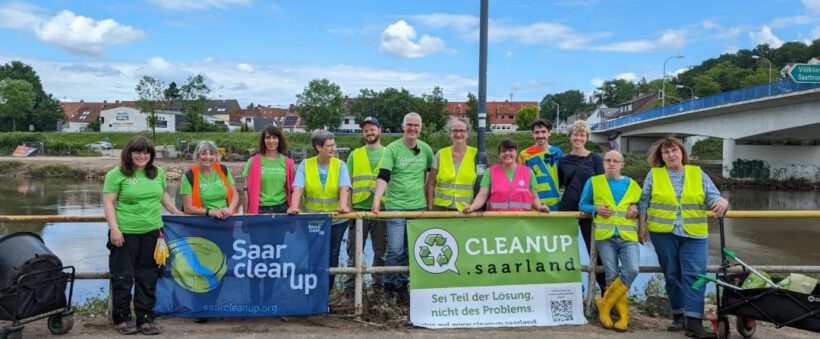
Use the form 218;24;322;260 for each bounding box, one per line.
480;166;538;190
180;167;236;209
243;156;287;206
347;146;385;210
103;166;167;234
380;139;433;210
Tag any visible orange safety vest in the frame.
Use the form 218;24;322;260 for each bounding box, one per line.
188;163;235;212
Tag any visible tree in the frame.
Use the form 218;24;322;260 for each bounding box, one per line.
86;119;101;132
296;79;346;131
596;79;637;107
180;74;211;135
348;87;422;132
0;79;36;131
466;92;478;131
540;90;589;121
163;81;181;101
135;76;166;141
0;61;63;131
693;75;721;97
514;106;538;131
418;86;447;132
246;102;255;109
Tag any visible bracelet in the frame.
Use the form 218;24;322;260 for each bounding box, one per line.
205;208;210;216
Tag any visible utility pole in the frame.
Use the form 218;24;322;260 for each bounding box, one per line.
476;0;489;189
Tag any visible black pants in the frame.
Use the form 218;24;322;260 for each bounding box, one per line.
108;230;162;326
579;218;607;295
258;203;288;214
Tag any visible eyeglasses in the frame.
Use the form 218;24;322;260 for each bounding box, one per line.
604;159;623;163
451;129;468;134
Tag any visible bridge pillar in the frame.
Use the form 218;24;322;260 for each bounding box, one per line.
723;140;820;182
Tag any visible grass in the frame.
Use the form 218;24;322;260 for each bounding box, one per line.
0;160;23;175
28;164;88;178
75;293;108;317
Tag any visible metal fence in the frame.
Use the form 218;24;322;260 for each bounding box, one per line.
2;210;820;319
593;79;820;131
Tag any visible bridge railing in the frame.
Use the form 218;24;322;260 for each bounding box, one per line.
593;79;820;131
2;211;820;319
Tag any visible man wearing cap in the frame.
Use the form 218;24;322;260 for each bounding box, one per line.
343;117;386;296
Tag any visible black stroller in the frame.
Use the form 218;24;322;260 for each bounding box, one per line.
693;218;820;338
0;232;75;339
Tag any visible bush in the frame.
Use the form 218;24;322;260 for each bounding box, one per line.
0;160;23;174
28;164;87;178
692;137;723;160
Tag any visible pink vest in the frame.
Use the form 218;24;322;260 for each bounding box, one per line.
246;154;294;214
487;164;534;211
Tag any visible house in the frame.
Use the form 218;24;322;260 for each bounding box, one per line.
100;107;181;133
608;90;658;119
445;100;538;132
234;106;289;131
60;100;136;132
336;115;360;133
165;99;241;119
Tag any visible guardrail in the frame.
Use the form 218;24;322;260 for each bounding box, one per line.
593;79;820;131
3;210;820;319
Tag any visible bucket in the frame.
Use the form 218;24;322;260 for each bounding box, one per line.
0;232;63;290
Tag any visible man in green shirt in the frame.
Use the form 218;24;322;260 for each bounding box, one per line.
372;112;433;302
344;117;386;296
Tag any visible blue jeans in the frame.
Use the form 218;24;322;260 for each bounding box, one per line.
595;236;639;287
384;209;425;289
329;219;348;290
649;232;708;318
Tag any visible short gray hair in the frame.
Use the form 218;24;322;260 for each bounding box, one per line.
403;112;422;125
194;140;220;161
446;117;471;133
310;129;335;152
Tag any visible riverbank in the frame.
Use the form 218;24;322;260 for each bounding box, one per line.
2;156;817;191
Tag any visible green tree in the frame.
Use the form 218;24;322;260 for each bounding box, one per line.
418;86;447;132
135;75;166;141
514;106;539;131
348;87;419;132
466;92;478;131
705;61;752;91
540;90;588;121
180;74;210;135
597;79;637;106
86;119;101;132
0;61;63;131
0;79;36;131
296;78;345;131
163;81;181;101
693;75;722;97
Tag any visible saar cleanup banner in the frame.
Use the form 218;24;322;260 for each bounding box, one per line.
408;217;586;328
154;214;330;317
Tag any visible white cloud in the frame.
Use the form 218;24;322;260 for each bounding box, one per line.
749;25;784;48
658;30;686;49
0;4;143;56
505;50;514;58
811;27;820;40
593;40;655;52
701;20;719;29
805;0;820;14
148;0;252;11
590;77;604;87
237;63;254;73
671;67;690;77
615;72;637;82
380;20;446;58
723;45;740;54
147;57;172;70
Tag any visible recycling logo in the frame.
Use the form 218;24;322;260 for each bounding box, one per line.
413;228;459;274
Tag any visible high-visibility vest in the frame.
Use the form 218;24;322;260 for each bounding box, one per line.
349;146;381;204
187;163;235;212
591;174;642;242
302;157;341;213
646;165;708;236
433;146;477;210
487;164;533;211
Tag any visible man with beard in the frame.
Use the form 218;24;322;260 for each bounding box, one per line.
343;117;386;297
372;112;434;303
518;119;563;211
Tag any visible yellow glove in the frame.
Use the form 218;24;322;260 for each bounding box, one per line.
154;230;169;267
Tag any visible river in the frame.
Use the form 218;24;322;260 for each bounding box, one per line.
1;177;819;303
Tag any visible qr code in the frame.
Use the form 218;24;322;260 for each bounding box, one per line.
550;300;574;323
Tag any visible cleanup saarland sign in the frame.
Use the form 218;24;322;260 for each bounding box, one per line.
408;217;586;328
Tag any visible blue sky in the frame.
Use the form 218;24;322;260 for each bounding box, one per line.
1;0;819;108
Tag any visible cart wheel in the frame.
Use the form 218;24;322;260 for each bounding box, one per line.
736;316;756;338
1;329;22;339
47;314;74;335
717;317;730;339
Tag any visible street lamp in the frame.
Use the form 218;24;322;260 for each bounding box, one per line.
551;101;560;131
752;55;772;95
662;55;684;107
676;85;695;100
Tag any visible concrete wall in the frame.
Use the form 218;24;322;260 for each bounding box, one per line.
723;139;820;182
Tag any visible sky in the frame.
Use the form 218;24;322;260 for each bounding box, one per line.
1;0;819;108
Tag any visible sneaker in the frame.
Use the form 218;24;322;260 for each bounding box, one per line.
114;320;138;335
138;322;161;335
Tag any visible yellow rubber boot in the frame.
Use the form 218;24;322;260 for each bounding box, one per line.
596;278;627;329
613;292;629;332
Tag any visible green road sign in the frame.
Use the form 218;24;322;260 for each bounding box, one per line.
789;64;820;83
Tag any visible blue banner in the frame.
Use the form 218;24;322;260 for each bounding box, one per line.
154;214;330;317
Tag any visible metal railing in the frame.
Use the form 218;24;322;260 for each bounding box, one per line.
2;210;820;319
593;79;820;131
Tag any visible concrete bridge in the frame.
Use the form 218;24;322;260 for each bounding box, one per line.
590;80;820;182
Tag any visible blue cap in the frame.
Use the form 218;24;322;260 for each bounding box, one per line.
359;116;381;128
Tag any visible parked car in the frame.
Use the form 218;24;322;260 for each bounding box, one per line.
86;141;113;150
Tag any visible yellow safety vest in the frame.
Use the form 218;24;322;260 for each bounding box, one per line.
433;146;477;210
349;146;381;204
591;174;642;242
303;156;341;213
646;165;708;236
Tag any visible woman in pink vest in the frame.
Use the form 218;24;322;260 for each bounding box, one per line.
243;125;295;214
463;140;550;213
